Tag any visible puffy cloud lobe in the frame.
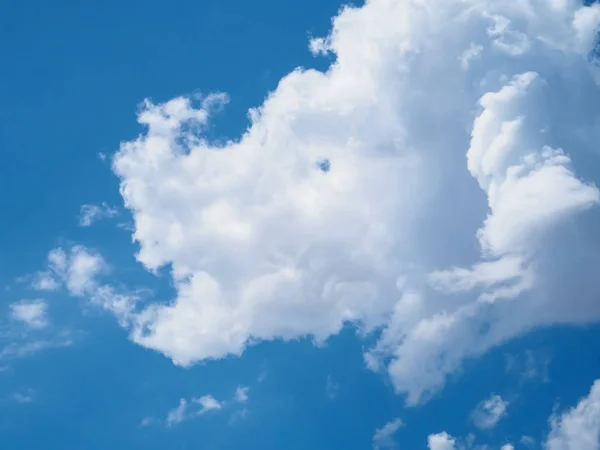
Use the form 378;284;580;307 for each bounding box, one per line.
110;0;600;404
428;432;456;450
45;246;107;296
10;300;48;329
426;380;600;450
35;246;139;323
234;386;249;403
471;394;509;430
545;379;600;450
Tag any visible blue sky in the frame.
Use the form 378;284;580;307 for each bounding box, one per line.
2;1;600;449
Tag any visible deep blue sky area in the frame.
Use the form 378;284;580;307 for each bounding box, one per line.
1;1;600;449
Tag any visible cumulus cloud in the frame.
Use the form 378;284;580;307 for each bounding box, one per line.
104;0;600;404
427;379;600;450
428;432;456;450
78;203;118;227
472;394;509;430
545;379;600;450
10;300;48;329
373;418;403;450
427;431;514;450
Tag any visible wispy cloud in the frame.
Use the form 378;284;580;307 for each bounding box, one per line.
373;418;403;450
12;389;34;404
165;395;223;427
78;202;118;227
155;385;251;428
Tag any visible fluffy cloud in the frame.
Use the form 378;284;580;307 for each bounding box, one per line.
472;394;509;430
545;379;600;450
78;203;118;227
426;379;600;450
106;0;600;404
428;432;456;450
10;300;48;329
34;246;138;321
373;418;403;450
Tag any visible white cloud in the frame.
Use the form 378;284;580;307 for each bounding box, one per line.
234;386;249;403
520;436;536;448
460;43;483;70
196;395;223;413
373;418;403;450
35;246;107;297
545;379;600;450
0;332;73;362
10;300;48;329
166;398;188;427
428;432;456;450
139;417;157;427
472;394;509;430
101;0;600;404
34;246;139;321
165;394;223;427
424;380;600;450
31;272;60;292
78;203;118;227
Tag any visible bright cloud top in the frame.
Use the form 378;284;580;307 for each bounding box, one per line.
104;0;600;405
